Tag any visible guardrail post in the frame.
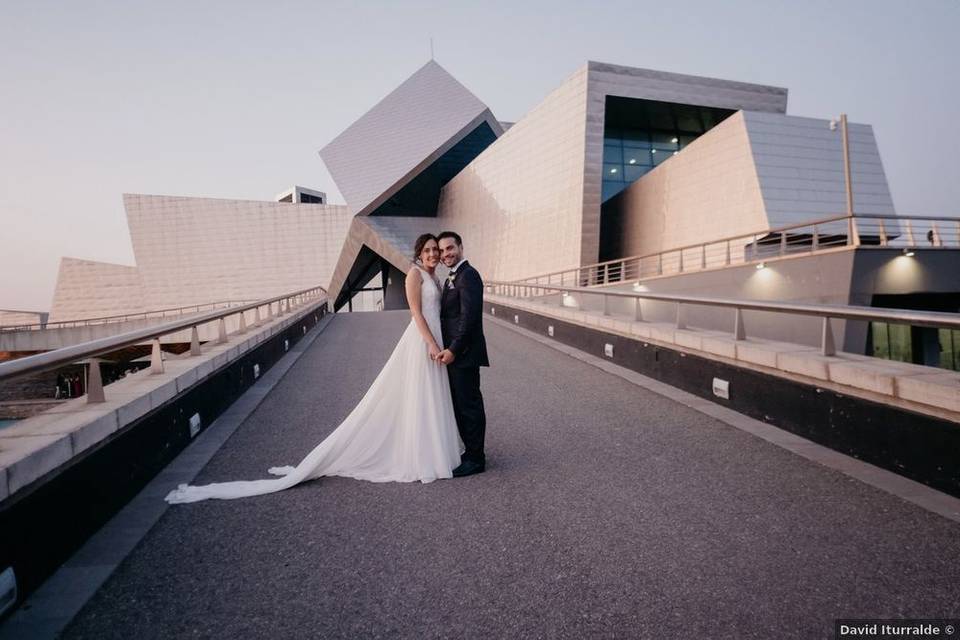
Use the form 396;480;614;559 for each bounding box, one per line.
86;359;105;403
254;306;262;327
932;222;943;247
734;308;746;341
657;253;663;275
812;225;819;251
150;339;164;374
603;266;609;285
821;317;836;356
603;294;610;316
190;326;201;356
267;302;274;320
725;240;731;265
878;219;888;246
634;298;643;321
780;232;787;256
675;303;686;330
906;219;916;245
678;250;684;273
701;245;707;269
847;216;860;247
238;310;248;335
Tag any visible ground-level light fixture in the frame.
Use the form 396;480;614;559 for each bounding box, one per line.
756;262;766;270
903;248;915;257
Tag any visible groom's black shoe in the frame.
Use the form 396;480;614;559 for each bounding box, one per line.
452;460;485;477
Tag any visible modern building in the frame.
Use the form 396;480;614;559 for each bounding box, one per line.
275;186;327;204
37;60;960;368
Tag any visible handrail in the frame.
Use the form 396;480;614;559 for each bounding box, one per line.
486;280;960;357
0;299;256;332
510;214;960;287
0;285;328;401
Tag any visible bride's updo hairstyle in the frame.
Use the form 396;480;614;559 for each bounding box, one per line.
413;233;438;263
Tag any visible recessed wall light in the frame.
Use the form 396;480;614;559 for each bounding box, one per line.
610;167;618;174
628;158;636;164
651;149;657;154
671;137;679;144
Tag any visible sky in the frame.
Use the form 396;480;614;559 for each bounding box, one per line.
1;0;958;311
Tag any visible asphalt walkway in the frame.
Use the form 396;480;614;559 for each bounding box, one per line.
60;311;960;639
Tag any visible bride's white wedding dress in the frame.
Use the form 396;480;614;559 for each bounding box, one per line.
165;266;463;503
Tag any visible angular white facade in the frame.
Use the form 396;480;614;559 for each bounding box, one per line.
48;258;144;323
125;194;352;310
320;61;503;217
38;59;910;328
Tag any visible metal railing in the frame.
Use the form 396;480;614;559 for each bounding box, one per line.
0;285;328;404
511;214;960;288
0;299;258;332
486;280;960;358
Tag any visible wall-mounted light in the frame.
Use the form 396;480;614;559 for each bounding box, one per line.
756;262;766;270
903;248;915;257
671;137;679;144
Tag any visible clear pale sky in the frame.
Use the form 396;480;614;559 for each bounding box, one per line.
1;0;957;311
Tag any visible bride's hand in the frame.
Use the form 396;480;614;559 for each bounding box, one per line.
429;344;442;361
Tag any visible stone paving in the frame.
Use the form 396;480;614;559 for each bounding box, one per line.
50;311;960;639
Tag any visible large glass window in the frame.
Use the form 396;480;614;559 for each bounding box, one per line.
601;96;735;202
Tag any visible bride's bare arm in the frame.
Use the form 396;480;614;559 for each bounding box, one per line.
405;267;442;359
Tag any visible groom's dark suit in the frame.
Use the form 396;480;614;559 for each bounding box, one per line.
440;260;489;464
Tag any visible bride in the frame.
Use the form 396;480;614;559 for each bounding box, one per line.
165;234;463;503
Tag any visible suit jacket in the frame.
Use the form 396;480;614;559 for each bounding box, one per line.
440;261;490;368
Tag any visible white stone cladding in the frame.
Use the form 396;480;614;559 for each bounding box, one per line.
48;258;144;322
320;60;502;216
609;111;897;259
436;65;590;283
0;310;46;328
744;111;895;225
124;194;352;310
582;62;789;267
612;111;767;259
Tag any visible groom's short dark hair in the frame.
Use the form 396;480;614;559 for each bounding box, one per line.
437;231;462;246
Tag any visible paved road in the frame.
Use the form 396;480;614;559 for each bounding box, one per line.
62;311;960;639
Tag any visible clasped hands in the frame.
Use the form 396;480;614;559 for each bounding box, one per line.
429;345;455;365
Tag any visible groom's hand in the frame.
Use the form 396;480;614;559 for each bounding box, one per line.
438;349;455;365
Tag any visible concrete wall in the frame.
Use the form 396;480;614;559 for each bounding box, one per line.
557;248;960;354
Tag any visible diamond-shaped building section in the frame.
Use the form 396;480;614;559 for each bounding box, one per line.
322;60;504;309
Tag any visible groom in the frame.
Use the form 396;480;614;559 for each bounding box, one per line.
436;231;489;477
